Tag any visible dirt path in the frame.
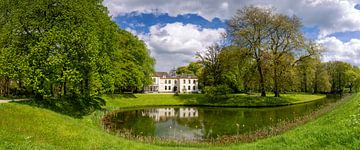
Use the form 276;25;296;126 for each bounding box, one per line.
0;99;31;104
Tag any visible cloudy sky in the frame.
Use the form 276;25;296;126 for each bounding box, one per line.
103;0;360;71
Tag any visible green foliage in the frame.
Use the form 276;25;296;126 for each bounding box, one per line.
197;44;226;87
0;0;154;104
194;6;360;98
203;85;232;103
176;66;192;75
113;30;154;93
325;61;353;94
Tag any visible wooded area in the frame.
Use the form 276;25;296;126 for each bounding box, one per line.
0;0;154;102
181;7;360;97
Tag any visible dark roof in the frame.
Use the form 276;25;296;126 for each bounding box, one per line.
153;72;197;79
178;74;198;79
154;72;168;77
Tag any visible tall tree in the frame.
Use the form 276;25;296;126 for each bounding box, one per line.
268;15;305;97
197;44;224;86
227;6;273;96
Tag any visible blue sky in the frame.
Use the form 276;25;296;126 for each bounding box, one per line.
104;0;360;71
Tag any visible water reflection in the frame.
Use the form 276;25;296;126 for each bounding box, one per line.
142;108;198;122
103;97;339;140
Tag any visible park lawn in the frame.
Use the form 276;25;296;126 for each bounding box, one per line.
102;93;326;108
225;93;326;107
0;93;358;149
227;93;360;149
101;94;203;108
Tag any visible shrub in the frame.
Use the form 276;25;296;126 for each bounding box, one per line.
203;85;232;103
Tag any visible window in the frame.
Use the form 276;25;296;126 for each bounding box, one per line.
165;86;167;90
153;78;156;83
165;80;167;84
193;86;195;90
183;86;186;90
168;86;171;90
188;86;190;90
175;80;177;84
169;80;171;84
188;79;191;84
183;79;186;84
193;80;196;84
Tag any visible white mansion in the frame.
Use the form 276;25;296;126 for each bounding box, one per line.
144;71;199;93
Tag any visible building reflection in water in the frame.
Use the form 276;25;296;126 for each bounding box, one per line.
141;108;199;121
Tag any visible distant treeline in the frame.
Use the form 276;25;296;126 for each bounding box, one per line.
177;7;360;97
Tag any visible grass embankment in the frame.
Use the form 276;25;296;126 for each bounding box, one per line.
0;93;358;149
102;93;326;108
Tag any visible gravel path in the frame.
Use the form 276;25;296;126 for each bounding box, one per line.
0;99;31;104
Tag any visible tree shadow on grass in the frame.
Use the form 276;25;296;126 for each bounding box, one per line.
225;95;295;106
15;96;106;118
106;93;137;99
173;94;207;104
175;94;296;107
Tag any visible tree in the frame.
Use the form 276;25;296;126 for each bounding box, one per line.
113;30;155;93
325;61;352;94
268;14;306;97
227;6;272;96
313;63;331;93
176;66;192;75
197;44;224;87
187;62;203;76
228;7;322;97
345;66;360;93
0;0;154;102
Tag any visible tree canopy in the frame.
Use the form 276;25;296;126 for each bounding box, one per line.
195;6;360;97
0;0;154;102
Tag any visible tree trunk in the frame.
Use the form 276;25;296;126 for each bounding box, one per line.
273;62;280;97
256;59;266;97
84;78;90;97
64;79;67;96
4;77;9;96
304;72;308;93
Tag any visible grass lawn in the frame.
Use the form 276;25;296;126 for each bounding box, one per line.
102;93;326;108
0;93;358;149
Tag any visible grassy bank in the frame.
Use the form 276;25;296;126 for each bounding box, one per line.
102;93;326;108
0;93;358;149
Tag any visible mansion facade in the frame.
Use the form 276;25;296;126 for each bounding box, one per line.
144;71;199;93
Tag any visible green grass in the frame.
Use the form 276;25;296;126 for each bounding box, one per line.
0;93;358;149
102;94;203;108
225;93;326;107
102;93;326;108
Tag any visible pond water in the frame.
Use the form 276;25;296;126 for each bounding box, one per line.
102;96;339;141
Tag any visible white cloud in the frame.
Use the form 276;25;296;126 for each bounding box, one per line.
139;22;225;71
318;36;360;65
103;0;360;37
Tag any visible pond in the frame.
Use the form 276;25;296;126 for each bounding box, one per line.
102;96;340;141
